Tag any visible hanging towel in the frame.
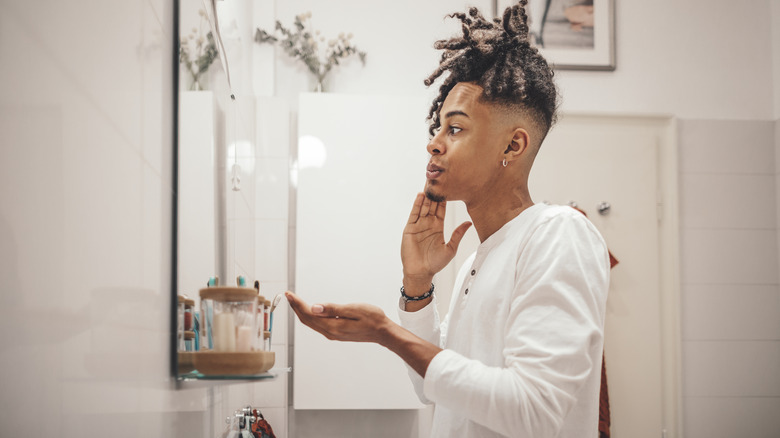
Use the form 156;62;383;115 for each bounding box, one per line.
600;222;619;438
599;352;611;438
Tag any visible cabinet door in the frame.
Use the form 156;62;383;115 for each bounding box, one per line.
294;93;429;409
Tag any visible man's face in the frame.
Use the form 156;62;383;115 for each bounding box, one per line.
424;82;509;204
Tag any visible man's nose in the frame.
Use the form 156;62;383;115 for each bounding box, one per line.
427;132;445;155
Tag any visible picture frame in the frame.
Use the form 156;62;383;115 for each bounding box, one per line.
496;0;615;71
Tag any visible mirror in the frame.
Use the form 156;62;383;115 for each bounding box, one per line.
174;0;259;377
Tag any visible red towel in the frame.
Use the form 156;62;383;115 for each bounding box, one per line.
599;352;611;438
600;231;618;438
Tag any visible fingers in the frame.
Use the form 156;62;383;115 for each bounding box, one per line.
311;303;358;320
419;195;432;217
434;199;446;220
447;221;472;252
407;192;448;225
286;292;323;322
407;193;424;224
285;292;356;321
285;291;311;318
285;292;342;339
421;196;445;219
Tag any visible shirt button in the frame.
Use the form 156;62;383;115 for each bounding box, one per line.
471;269;476;276
465;288;469;295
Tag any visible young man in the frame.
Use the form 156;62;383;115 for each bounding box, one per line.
285;3;609;437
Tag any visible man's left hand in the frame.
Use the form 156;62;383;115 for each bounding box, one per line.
285;290;442;377
285;291;392;344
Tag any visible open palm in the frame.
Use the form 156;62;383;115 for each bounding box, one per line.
401;193;472;280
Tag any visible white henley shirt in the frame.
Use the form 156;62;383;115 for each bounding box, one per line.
398;203;610;438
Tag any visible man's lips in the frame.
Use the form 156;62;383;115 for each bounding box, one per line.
426;163;443;180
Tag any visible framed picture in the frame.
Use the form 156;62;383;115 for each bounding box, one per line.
496;0;615;70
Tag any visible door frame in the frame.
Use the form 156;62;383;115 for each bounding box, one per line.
442;112;682;437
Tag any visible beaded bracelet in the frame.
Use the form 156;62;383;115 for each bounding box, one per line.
400;283;434;302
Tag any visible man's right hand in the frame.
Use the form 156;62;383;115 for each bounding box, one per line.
400;193;472;297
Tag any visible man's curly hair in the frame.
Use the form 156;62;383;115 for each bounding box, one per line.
425;1;558;141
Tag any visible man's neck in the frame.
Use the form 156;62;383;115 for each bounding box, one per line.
465;189;534;243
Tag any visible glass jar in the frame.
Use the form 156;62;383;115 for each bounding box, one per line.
199;287;259;352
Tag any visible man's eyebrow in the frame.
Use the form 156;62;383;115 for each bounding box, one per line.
443;110;470;119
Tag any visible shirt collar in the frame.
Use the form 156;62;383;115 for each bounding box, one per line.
476;203;546;256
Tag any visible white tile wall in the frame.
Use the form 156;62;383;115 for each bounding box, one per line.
680;174;777;229
255;219;289;283
255;157;291;220
0;0;213;436
680;229;779;284
684;397;780;438
679;119;780;438
683;284;780;340
776;120;780;279
678;120;776;174
683;341;780;397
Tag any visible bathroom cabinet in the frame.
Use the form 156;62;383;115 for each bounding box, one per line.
294;93;429;409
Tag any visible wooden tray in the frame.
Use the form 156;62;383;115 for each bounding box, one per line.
192;351;275;375
178;351;196;374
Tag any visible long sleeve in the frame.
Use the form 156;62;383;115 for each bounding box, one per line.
420;213;609;437
397;294;442;404
398;252;475;404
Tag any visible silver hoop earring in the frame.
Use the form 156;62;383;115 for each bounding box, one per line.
502;158;508;168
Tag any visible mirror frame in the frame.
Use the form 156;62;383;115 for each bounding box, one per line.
170;0;180;379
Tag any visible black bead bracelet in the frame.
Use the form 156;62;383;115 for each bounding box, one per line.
400;283;434;302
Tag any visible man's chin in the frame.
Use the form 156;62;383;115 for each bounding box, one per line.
424;188;446;203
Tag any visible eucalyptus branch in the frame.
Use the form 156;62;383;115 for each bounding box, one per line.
179;9;218;90
255;12;366;89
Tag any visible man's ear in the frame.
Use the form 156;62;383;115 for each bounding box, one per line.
503;128;531;163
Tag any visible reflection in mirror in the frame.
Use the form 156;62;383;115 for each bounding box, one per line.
175;0;257;377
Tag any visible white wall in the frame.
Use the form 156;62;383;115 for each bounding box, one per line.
0;0;293;436
0;0;210;436
772;1;780;119
267;0;776;120
678;120;780;437
557;0;773;120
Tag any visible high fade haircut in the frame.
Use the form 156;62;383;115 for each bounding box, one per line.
424;1;558;143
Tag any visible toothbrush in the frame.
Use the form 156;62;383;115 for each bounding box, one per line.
268;294;283;346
